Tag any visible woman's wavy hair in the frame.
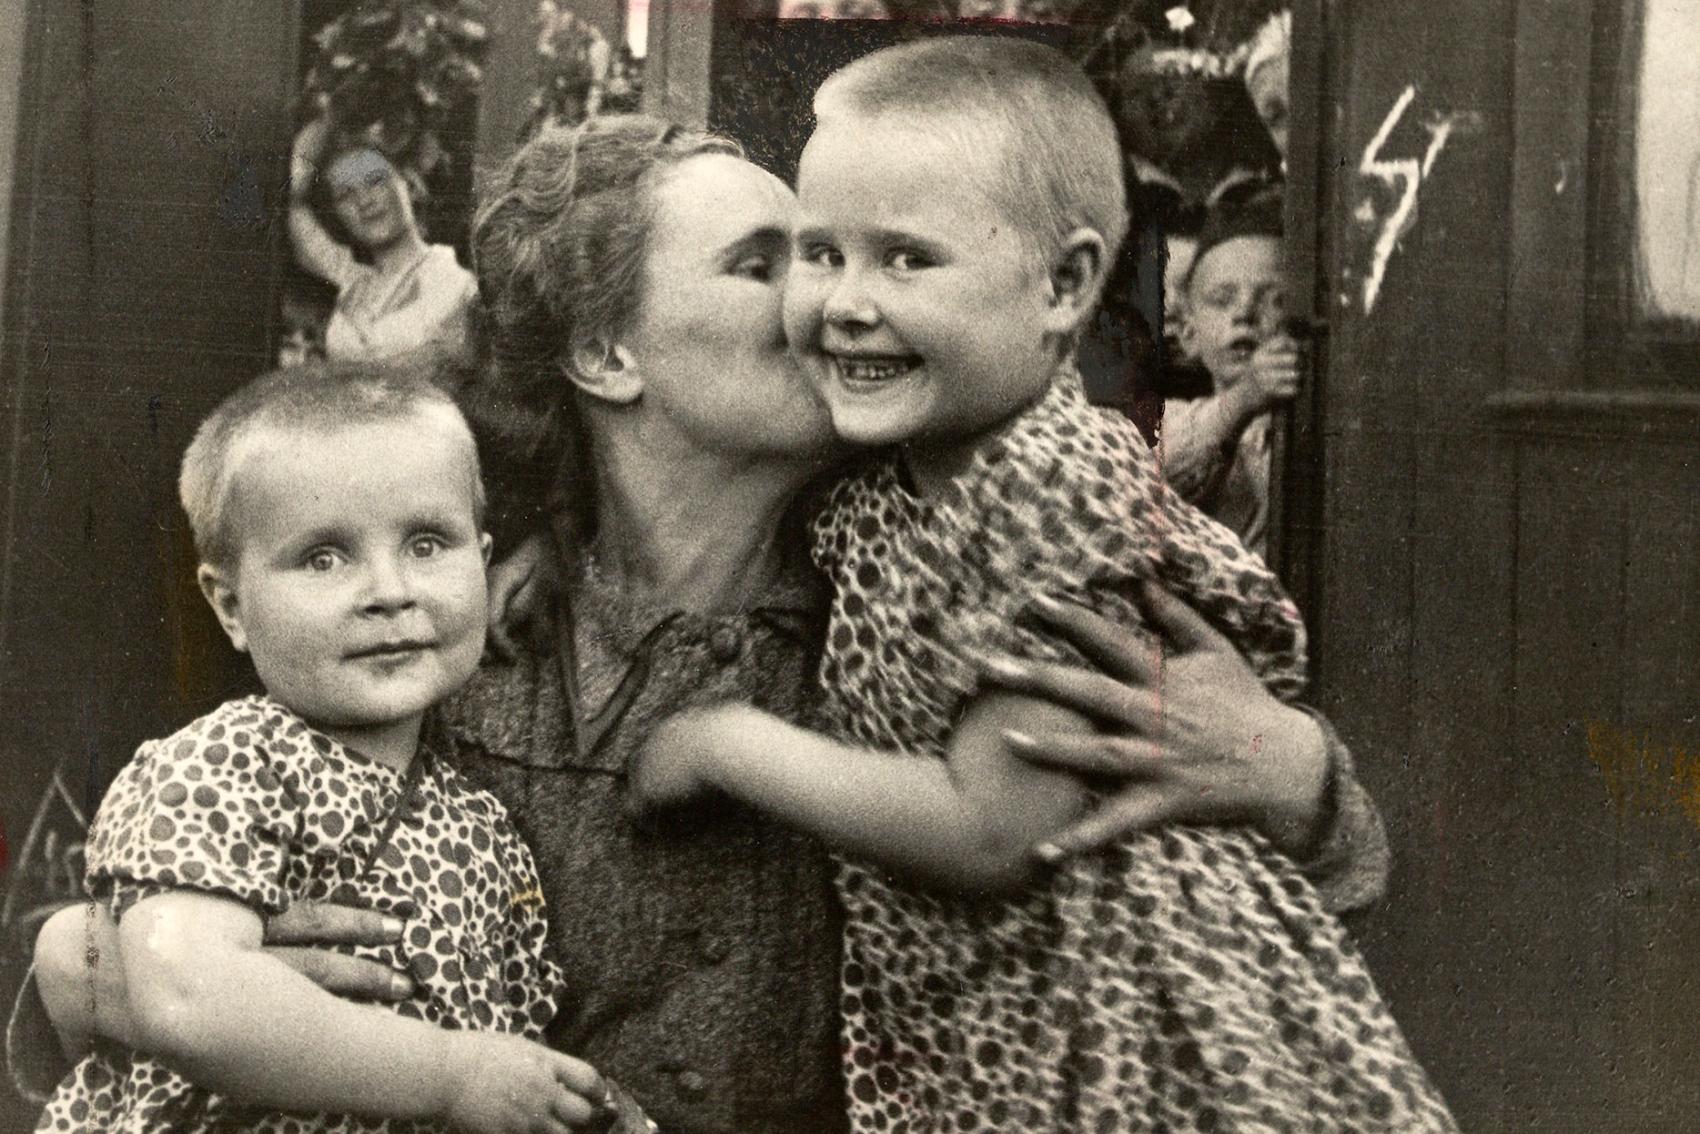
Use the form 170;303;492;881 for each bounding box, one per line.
460;114;738;553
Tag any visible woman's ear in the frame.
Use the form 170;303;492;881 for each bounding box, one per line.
567;335;643;406
1042;227;1108;334
196;564;249;654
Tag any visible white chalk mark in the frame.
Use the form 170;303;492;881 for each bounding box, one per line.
1357;88;1480;313
1358;86;1419;314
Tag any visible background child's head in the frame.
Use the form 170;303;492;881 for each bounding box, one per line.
181;360;491;744
785;35;1130;451
1179;188;1286;385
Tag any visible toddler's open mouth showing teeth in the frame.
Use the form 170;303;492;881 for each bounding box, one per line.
833;356;917;384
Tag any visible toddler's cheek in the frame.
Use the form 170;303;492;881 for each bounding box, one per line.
781;286;827;349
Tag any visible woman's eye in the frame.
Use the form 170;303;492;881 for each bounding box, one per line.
732;255;772;281
887;250;931;272
304;549;341;572
409;535;445;559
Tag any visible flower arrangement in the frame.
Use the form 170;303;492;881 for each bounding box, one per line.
301;0;490;188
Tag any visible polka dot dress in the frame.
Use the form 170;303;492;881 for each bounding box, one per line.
35;695;566;1134
813;367;1458;1133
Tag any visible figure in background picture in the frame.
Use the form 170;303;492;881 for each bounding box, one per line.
1161;188;1295;558
632;39;1457;1132
32;365;647;1134
288;118;478;362
1244;9;1291;165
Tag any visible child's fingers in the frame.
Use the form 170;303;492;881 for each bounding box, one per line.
269;945;413;1001
1034;785;1176;862
548;1053;609;1112
545;1083;599;1129
1023;593;1163;683
1003;729;1165;778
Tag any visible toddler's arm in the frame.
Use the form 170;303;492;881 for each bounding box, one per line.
118;889;605;1132
632;692;1091;895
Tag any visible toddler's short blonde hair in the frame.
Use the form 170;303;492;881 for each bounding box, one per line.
813;36;1128;269
179;359;484;571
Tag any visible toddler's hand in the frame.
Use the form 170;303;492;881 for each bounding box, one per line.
441;1031;609;1133
1240;334;1301;412
628;706;743;819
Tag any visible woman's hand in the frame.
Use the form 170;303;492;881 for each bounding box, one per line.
486;534;551;661
982;583;1329;861
440;1031;611;1133
262;901;414;1001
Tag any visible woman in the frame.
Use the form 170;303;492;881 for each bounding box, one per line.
17;116;1385;1133
287;116;478;361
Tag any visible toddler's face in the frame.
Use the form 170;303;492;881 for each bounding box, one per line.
1180;235;1286;385
783;118;1059;449
208;411;490;752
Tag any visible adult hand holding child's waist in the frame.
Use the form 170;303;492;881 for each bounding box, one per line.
982;582;1330;861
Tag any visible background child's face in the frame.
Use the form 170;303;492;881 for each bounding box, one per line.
783;117;1059;449
1180;234;1287;384
204;411;489;750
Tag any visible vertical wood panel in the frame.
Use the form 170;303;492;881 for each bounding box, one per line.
0;14;297;1127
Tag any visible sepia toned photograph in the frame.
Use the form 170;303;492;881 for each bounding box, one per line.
1;1;1696;1131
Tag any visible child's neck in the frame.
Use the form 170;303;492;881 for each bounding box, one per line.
903;435;983;499
312;713;424;774
901;366;1062;499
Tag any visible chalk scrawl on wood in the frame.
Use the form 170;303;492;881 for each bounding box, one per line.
1353;85;1483;313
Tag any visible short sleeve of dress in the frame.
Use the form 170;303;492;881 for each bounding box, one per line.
84;700;302;919
490;809;567;1040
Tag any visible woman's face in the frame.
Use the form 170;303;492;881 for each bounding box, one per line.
326;148;414;253
617;153;838;464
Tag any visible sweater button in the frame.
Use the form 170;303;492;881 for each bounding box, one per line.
677;1070;708;1099
708;625;743;663
699;933;730;964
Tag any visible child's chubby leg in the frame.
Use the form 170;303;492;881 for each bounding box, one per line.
114;889;609;1133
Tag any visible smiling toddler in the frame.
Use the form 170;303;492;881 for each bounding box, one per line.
36;363;630;1133
634;35;1456;1132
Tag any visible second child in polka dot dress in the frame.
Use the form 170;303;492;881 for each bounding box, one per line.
35;365;644;1133
633;37;1458;1133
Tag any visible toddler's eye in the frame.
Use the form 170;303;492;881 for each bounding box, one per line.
408;535;446;559
304;549;342;573
801;244;844;270
887;250;932;272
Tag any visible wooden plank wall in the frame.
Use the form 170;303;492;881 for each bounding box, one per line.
1309;1;1700;1130
0;8;296;1126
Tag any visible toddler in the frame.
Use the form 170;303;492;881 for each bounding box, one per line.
37;364;624;1133
1162;188;1298;557
634;36;1457;1133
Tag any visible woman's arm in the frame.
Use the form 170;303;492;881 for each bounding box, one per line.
631;692;1092;896
118;890;605;1131
287;117;358;287
29;899;416;1063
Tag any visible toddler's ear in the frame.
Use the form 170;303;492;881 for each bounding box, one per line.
480;532;494;567
196;564;249;653
1044;228;1107;333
